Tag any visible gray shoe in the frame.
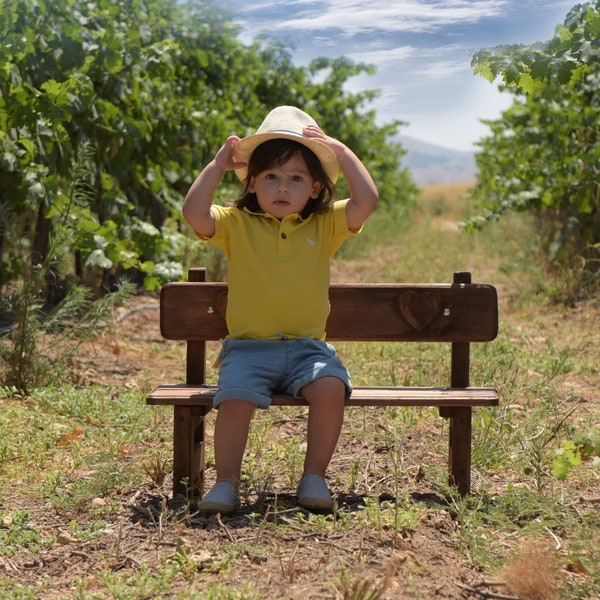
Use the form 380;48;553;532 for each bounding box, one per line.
197;482;240;514
297;474;333;511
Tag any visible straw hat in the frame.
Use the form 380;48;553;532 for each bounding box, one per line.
233;106;339;184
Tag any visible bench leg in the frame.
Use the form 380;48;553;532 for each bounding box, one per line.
440;407;472;496
173;405;207;499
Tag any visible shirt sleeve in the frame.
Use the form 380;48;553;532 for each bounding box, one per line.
330;199;362;255
194;205;230;252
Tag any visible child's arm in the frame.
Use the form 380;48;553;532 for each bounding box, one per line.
303;125;378;231
182;136;243;238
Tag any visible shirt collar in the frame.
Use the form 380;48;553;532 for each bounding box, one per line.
242;207;314;224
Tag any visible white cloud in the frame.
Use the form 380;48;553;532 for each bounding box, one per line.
346;46;416;66
407;57;470;80
240;0;509;36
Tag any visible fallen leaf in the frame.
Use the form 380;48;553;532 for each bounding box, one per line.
57;531;78;545
57;427;84;446
567;558;588;575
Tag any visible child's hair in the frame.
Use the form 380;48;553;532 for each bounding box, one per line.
235;139;336;219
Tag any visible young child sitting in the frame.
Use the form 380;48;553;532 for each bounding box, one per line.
182;106;378;513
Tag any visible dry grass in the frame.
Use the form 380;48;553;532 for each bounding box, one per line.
418;181;474;211
501;538;562;600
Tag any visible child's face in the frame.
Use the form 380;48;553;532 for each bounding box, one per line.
248;153;324;220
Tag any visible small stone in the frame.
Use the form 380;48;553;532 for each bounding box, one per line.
57;531;78;545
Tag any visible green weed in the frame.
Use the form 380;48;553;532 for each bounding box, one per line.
0;510;51;556
0;584;37;600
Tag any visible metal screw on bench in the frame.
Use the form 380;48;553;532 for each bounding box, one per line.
207;306;214;313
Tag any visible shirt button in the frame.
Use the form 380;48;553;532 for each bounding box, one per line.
281;233;287;239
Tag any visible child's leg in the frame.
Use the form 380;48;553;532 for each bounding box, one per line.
214;399;256;485
300;376;345;476
198;399;255;514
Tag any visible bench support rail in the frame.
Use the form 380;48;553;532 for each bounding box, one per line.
173;406;207;497
440;407;472;496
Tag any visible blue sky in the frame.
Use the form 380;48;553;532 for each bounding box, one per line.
223;0;576;151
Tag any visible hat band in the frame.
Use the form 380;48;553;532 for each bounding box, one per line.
260;128;308;138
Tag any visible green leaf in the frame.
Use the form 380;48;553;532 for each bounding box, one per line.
531;56;551;79
518;73;543;95
551;454;571;481
41;79;71;106
139;260;155;274
471;54;497;83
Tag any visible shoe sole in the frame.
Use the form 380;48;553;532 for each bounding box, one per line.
298;497;333;512
197;500;240;515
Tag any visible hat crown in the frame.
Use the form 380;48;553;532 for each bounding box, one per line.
255;106;317;136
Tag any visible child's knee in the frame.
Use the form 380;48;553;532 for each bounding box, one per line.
217;398;257;417
302;376;345;402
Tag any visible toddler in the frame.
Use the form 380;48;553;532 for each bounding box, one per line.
182;106;378;513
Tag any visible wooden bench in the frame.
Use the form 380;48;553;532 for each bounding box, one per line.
147;268;499;498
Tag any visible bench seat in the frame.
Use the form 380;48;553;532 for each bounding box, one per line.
147;384;499;408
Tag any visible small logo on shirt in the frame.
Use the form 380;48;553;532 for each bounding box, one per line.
306;238;316;246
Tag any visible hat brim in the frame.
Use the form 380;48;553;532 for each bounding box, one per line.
233;131;339;184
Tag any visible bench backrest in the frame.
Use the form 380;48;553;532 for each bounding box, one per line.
160;268;498;387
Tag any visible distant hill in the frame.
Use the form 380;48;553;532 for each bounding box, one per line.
399;136;477;186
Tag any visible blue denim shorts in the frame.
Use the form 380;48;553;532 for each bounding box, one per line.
214;337;352;409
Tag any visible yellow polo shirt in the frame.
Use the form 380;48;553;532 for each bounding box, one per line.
202;199;358;340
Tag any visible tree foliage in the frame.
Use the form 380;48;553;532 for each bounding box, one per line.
467;1;600;298
0;0;416;296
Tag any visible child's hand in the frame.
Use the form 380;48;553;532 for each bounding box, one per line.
302;125;345;159
215;136;246;172
304;124;377;230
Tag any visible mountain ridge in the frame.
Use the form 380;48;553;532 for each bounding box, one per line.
399;136;477;186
